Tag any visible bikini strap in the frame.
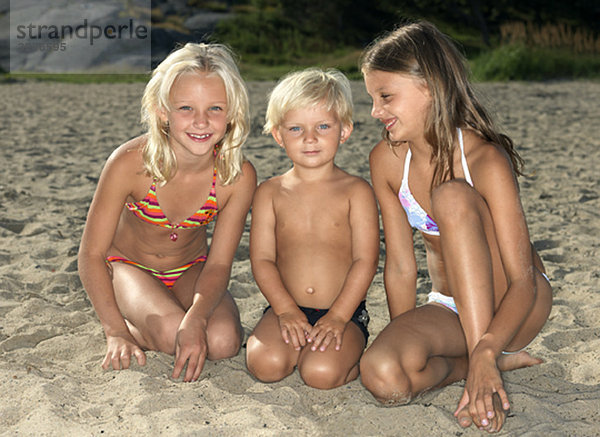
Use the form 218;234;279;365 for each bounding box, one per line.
457;128;473;186
401;147;412;186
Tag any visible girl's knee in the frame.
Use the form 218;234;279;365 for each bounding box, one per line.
360;349;413;404
206;323;243;361
431;179;478;224
147;316;181;354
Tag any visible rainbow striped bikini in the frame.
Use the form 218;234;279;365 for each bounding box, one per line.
106;164;218;289
125;165;218;235
106;254;208;289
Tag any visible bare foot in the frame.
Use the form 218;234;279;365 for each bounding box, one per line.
456;405;473;428
497;351;542;372
456;393;507;432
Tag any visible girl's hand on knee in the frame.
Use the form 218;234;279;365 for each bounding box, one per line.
307;314;345;352
102;333;146;371
172;317;208;382
277;310;311;351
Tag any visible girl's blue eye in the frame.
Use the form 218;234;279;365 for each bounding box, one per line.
318;124;330;130
289;126;301;132
210;106;223;111
179;105;192;111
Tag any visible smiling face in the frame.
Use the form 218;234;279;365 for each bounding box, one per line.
364;70;431;144
272;103;352;170
158;71;228;159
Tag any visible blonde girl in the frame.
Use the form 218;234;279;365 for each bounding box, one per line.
78;43;256;382
360;21;551;432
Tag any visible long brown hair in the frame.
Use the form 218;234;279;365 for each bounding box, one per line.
361;20;523;188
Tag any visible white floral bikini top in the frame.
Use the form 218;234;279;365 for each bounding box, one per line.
398;128;473;236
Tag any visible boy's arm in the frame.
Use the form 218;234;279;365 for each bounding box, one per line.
250;181;311;349
309;179;380;351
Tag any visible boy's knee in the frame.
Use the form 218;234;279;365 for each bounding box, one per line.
299;361;347;390
246;336;294;382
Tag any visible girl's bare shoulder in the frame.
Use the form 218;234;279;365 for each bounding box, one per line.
369;139;407;162
98;136;149;196
106;135;147;170
464;130;517;188
370;139;409;175
464;130;512;170
219;159;257;191
369;140;407;193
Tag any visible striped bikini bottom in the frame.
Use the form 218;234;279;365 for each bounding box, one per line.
106;255;207;289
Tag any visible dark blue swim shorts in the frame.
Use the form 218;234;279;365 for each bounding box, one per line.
264;300;369;341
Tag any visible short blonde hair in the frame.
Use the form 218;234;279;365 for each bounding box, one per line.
141;43;249;185
263;68;353;134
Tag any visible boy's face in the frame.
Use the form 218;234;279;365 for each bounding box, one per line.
272;104;352;170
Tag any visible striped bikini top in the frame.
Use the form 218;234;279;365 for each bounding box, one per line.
398;128;472;236
126;166;218;229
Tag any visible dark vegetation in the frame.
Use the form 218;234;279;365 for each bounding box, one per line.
211;0;600;80
4;0;599;82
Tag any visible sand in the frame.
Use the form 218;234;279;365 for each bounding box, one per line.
0;79;599;436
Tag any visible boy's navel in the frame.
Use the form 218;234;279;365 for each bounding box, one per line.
305;287;315;294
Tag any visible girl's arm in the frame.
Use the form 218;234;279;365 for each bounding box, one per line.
455;141;541;427
470;145;537;356
310;178;380;351
369;141;418;319
186;160;256;320
172;160;256;379
78;142;146;370
249;180;312;350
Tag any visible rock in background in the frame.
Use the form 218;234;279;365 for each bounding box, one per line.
0;0;233;73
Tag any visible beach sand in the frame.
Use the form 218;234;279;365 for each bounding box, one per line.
0;79;599;436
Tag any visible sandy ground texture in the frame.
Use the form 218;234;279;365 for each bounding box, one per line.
0;79;599;436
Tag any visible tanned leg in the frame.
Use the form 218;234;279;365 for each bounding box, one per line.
246;308;301;382
297;322;366;389
360;305;468;404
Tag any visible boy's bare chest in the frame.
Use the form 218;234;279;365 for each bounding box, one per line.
274;190;350;233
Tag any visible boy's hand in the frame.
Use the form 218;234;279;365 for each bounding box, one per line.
102;332;146;370
307;313;346;351
277;310;312;351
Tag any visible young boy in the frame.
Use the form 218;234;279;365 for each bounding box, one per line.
246;68;379;389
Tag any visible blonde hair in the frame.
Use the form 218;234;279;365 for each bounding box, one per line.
361;20;524;188
263;68;353;134
140;43;249;185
